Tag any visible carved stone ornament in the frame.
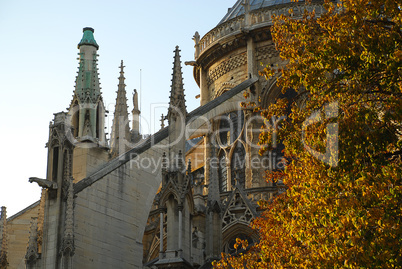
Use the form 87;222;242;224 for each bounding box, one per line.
221;187;257;232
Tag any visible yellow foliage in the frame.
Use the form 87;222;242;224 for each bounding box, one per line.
214;0;402;268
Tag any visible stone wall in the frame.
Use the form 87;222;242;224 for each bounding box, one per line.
73;137;169;268
207;47;248;101
72;146;109;183
7;202;39;269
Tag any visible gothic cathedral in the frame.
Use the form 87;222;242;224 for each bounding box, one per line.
0;0;325;268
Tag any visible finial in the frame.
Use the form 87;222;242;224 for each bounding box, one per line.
178;150;183;170
187;159;192;175
162;152;167;172
120;60;125;73
0;206;7;267
0;206;5;219
193;32;200;44
160;114;165;129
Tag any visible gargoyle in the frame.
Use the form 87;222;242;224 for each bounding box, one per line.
29;177;58;190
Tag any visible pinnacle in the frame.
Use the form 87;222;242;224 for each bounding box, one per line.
118;60;126;88
110;60;131;157
170;46;186;103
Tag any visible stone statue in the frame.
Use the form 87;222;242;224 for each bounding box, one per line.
193;31;200;59
133;89;138;109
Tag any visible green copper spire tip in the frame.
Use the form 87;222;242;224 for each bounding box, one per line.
78;27;99;49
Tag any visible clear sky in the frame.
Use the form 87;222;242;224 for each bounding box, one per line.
0;0;236;217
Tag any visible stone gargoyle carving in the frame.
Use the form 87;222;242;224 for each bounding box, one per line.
29;177;58;190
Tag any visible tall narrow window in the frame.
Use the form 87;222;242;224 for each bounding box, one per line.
219;115;230;146
96;104;101;139
218;151;227;192
228;111;244;143
71;103;79;137
52;146;59;181
231;143;246;188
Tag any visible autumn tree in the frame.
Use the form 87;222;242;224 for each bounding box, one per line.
214;0;402;268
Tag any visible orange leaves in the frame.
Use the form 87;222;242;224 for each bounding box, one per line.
258;66;275;80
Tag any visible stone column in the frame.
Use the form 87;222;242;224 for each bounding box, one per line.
200;67;209;106
206;211;213;259
247;36;261;101
204;133;212;194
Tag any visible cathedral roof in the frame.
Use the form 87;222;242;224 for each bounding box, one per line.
218;0;300;25
78;27;99;49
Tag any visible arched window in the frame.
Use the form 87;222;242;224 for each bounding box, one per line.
215;110;247;189
231;143;246;188
52;146;59;181
218;111;244;146
219;115;230;146
71;102;80;137
218;150;227;192
228;111;244;143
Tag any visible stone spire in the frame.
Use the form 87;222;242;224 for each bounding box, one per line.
167;46;187;172
0;207;8;268
167;46;187;124
155;49;192;265
110;60;131;157
69;27;106;145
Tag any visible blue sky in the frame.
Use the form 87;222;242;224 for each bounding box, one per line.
0;0;236;216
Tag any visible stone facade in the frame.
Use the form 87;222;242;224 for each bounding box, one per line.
1;1;325;268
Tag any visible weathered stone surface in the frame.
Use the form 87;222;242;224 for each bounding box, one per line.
6;202;39;269
73;136;169;268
